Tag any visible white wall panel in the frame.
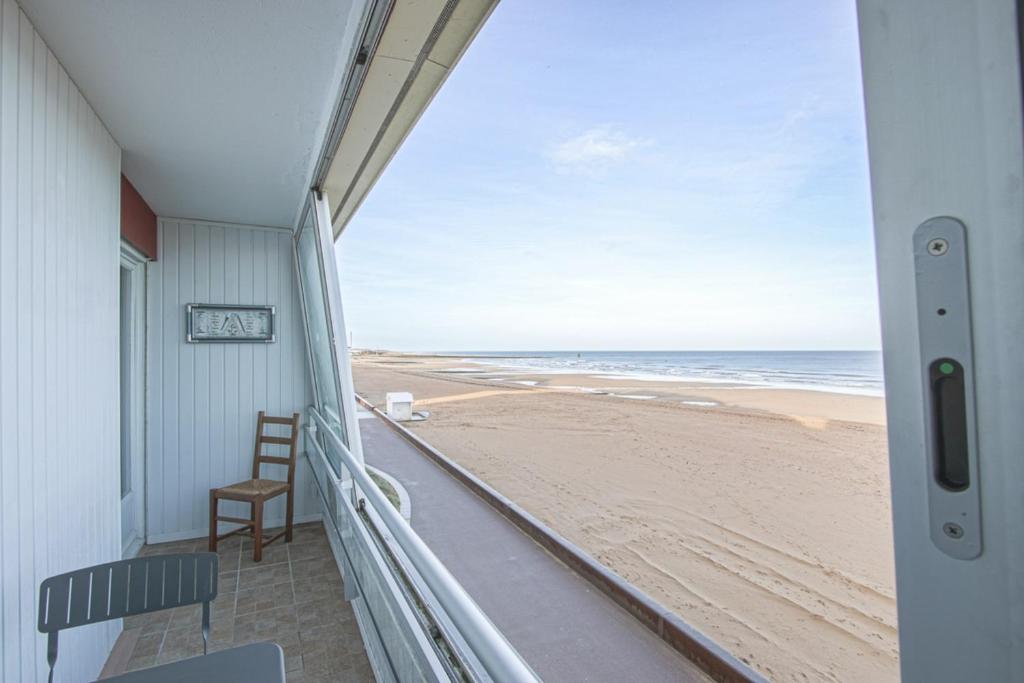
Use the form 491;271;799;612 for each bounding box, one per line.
0;1;122;680
147;219;316;542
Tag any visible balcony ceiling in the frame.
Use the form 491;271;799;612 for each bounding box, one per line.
19;0;366;228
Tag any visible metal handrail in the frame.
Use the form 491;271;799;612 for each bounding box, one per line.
307;406;539;683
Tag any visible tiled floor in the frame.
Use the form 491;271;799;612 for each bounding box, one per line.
106;522;373;682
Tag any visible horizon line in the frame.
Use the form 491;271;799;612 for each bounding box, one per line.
352;348;884;354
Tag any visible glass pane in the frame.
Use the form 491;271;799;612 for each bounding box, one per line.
296;208;349;470
306;440;439;681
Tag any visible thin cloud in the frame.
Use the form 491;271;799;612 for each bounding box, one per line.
548;126;650;175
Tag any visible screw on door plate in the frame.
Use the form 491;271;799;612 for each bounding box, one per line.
943;522;964;539
927;238;949;256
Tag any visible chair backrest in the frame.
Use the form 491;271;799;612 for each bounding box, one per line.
251;411;301;485
38;552;218;682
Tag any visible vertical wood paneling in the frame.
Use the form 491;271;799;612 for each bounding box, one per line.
0;1;121;680
159;223;178;537
209;227;225;492
194;227;210;533
177;222;194;531
147;220;315;541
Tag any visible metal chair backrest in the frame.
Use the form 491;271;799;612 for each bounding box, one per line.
38;552;218;682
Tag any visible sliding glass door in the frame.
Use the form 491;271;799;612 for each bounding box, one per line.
294;191;437;680
293;191;363;475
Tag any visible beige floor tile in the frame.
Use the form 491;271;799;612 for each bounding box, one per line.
138;539;199;556
219;569;240;594
279;639;304;673
123;653;157;673
236;580;295;616
123;610;172;636
213;534;243;549
238;561;292;590
292;576;343;606
234;604;299;644
215;546;242;572
157;628;204;663
287;538;331;562
130;632;163;659
290;556;340;581
241;527;287;550
240;541;290;569
296;595;350;632
289;524;327;545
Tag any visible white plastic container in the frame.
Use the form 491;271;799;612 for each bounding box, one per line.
385;392;414;421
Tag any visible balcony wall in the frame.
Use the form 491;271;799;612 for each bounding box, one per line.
0;1;123;680
146;218;318;542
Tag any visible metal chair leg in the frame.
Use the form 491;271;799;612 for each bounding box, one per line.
201;601;210;655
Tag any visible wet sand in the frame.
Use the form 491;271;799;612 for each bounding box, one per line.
352;352;897;682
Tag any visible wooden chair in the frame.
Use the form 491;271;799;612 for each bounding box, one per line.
209;411;300;562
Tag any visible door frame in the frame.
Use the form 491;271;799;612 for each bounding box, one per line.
120;240;148;558
311;191;364;464
293;191;365;487
858;1;1024;680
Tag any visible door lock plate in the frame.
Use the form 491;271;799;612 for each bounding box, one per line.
913;217;982;560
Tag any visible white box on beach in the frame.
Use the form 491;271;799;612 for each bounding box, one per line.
386;392;414;421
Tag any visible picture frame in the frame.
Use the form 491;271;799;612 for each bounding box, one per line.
185;303;275;343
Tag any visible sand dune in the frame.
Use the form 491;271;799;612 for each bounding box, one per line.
352;353;897;682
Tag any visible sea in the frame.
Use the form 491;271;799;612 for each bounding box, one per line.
439;350;884;397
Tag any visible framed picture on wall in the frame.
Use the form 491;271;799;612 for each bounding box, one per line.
186;304;275;343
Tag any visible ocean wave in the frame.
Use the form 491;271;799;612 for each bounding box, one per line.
458;351;885;397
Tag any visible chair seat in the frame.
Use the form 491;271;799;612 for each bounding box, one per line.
214;478;289;500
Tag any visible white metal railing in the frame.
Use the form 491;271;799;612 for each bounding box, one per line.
306;406;539;683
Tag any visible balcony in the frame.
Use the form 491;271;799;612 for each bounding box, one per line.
103;524;371;681
99;399;749;683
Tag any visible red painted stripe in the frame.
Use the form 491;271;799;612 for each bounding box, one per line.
120;175;157;260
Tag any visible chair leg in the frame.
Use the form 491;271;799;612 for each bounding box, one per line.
253;500;263;563
208;491;218;552
285;488;294;543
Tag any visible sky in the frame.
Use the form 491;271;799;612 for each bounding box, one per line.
336;0;879;352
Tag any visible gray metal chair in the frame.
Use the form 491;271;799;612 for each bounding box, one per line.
38;553;218;683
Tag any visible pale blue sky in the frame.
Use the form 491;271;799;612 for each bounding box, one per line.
337;0;878;351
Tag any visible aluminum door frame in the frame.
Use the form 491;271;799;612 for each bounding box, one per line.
119;240;148;557
293;191;365;473
858;1;1024;680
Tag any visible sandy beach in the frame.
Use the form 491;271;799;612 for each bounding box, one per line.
352;352;897;682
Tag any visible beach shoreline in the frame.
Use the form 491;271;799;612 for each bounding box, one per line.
352;351;897;682
357;351;888;426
